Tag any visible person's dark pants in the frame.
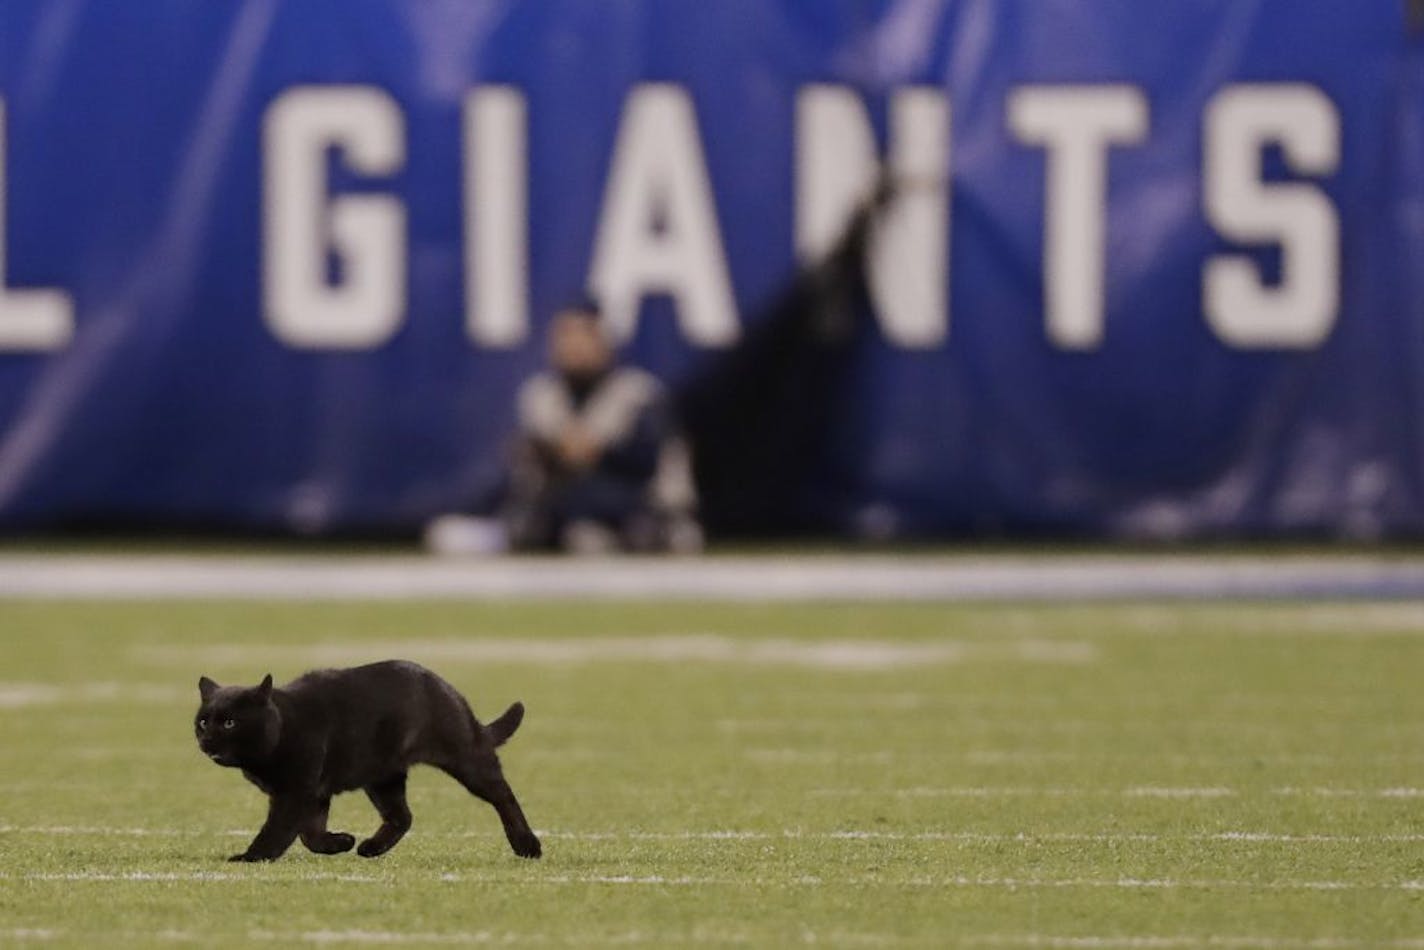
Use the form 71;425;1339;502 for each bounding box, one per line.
506;465;655;552
551;474;647;529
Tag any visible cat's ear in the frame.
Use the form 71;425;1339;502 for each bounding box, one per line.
198;676;219;700
257;674;273;698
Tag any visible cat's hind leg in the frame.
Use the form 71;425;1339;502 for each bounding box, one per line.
439;755;541;859
357;773;412;858
299;796;356;855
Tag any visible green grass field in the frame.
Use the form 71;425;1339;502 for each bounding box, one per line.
1;598;1422;947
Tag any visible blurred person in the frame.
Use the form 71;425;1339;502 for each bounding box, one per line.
502;299;701;554
502;300;701;554
425;300;700;557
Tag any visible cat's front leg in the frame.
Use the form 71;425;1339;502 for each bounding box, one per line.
300;796;356;855
229;794;309;862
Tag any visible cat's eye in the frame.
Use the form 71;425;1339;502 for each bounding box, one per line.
222;719;236;730
197;718;207;730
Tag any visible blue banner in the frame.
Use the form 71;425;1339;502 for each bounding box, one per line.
0;0;1419;538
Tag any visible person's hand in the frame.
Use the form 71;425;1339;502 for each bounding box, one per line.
557;425;602;471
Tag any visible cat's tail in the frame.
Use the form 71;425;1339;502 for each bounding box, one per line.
487;701;525;747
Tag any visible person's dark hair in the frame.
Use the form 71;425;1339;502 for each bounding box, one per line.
565;294;603;320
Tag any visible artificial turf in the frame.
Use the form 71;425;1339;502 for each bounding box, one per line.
0;599;1421;947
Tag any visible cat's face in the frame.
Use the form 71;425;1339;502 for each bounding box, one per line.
194;674;279;767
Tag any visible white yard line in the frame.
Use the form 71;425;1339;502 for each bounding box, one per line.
135;635;1096;671
720;717;1420;737
6;932;1422;949
3;825;1422;844
1126;787;1236;799
959;751;1423;766
810;786;1238;798
809;786;1424;800
0;929;767;946
969;939;1424;950
8;870;1424;891
5;930;1420;949
748;748;1424;767
6;783;1422;804
0;682;186;708
545;829;1424;844
1273;787;1424;799
3;929;535;946
247;932;548;946
1;553;1423;601
0;825;248;837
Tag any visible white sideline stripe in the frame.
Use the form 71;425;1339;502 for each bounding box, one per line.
5;825;1424;844
2;553;1424;602
10;870;1424;891
137;635;1097;671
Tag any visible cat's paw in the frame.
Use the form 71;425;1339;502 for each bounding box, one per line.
227;852;267;863
356;837;389;858
301;831;356;855
510;831;542;859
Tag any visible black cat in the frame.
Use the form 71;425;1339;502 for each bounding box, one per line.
194;660;540;862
